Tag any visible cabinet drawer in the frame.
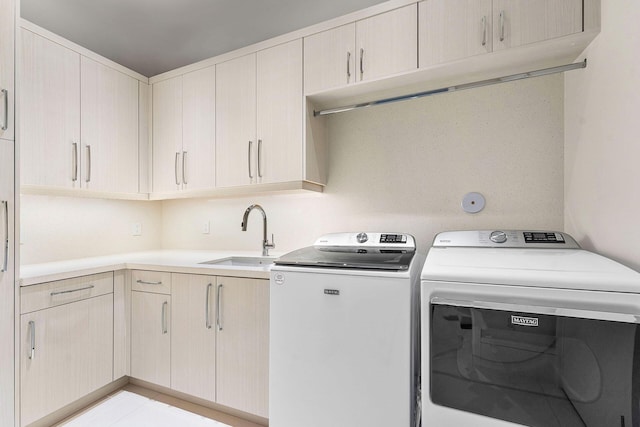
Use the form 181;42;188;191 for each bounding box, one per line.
21;272;114;314
132;270;171;294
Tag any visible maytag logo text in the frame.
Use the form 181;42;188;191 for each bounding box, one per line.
511;315;539;327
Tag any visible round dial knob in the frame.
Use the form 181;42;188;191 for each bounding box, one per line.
356;232;368;244
490;231;508;244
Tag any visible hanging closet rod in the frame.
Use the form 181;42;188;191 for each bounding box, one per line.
313;59;587;117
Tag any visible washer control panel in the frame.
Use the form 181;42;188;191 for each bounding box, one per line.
314;232;415;249
433;230;579;249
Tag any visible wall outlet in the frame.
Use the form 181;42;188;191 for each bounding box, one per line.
131;222;142;236
202;221;210;234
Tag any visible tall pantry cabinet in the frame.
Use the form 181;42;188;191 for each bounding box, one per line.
0;0;15;426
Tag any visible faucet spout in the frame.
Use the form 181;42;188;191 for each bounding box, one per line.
241;204;275;256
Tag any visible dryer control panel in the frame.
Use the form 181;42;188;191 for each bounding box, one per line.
433;230;580;249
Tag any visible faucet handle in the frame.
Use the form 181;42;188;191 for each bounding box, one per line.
266;233;275;249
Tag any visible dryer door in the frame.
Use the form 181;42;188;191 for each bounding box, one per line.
430;299;639;427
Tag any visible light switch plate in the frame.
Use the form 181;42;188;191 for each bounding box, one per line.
131;223;142;236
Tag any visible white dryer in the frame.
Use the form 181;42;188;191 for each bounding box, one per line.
421;230;640;427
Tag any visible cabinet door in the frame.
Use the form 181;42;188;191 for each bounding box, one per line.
256;39;303;184
0;0;14;142
130;291;171;387
356;4;418;82
419;0;492;67
216;54;257;188
152;76;183;193
216;277;269;417
303;23;355;94
493;0;582;51
171;274;216;402
182;66;216;190
20;29;80;189
0;140;14;427
20;294;113;427
81;57;139;193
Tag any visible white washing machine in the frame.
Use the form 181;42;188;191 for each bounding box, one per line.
421;230;640;427
270;232;424;427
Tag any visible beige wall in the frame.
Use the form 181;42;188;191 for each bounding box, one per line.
565;1;640;271
162;74;564;255
21;74;565;263
20;195;162;264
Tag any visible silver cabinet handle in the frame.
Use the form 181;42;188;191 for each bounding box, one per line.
1;89;7;131
85;145;92;183
136;279;163;285
482;16;487;46
216;284;223;331
28;321;35;360
174;152;181;186
1;201;7;273
72;143;78;182
499;10;505;42
161;301;168;334
257;139;263;178
50;284;94;296
205;283;212;329
182;151;188;185
248;141;254;179
346;51;351;82
359;48;364;79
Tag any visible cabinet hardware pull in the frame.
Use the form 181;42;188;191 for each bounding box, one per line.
162;301;168;334
500;10;505;42
85;145;92;183
136;279;163;285
175;152;181;186
182;151;188;185
50;284;94;296
72;143;78;182
205;283;213;329
359;48;364;79
28;321;35;360
482;16;487;46
257;139;263;178
346;51;351;82
216;284;223;331
248;141;254;179
1;89;7;131
1;201;7;273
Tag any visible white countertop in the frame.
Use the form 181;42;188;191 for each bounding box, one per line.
20;250;284;286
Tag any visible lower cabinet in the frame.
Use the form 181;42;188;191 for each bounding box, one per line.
20;273;114;427
130;290;171;388
169;273;269;417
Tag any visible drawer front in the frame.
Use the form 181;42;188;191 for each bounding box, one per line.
132;270;171;294
21;272;114;314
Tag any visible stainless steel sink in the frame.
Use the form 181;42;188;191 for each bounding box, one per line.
199;256;276;267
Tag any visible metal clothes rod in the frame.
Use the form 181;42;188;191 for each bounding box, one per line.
313;59;587;117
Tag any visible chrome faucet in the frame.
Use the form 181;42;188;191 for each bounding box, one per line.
241;204;275;256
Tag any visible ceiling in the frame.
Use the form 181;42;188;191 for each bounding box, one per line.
21;0;388;78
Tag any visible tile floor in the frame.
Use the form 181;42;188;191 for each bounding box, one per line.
54;384;265;427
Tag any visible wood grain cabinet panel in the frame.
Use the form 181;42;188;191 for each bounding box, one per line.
304;23;356;94
152;75;183;193
171;274;217;402
20;293;113;427
81;56;139;194
0;0;14;142
130;291;171;388
216;277;269;418
20;29;80;189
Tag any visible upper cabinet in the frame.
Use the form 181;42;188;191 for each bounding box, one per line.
21;28;142;196
0;0;14;142
152;66;216;194
419;0;583;66
81;57;139;193
304;5;418;94
216;39;303;188
492;0;582;51
21;29;81;189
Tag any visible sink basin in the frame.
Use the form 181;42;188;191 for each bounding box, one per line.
199;256;276;267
